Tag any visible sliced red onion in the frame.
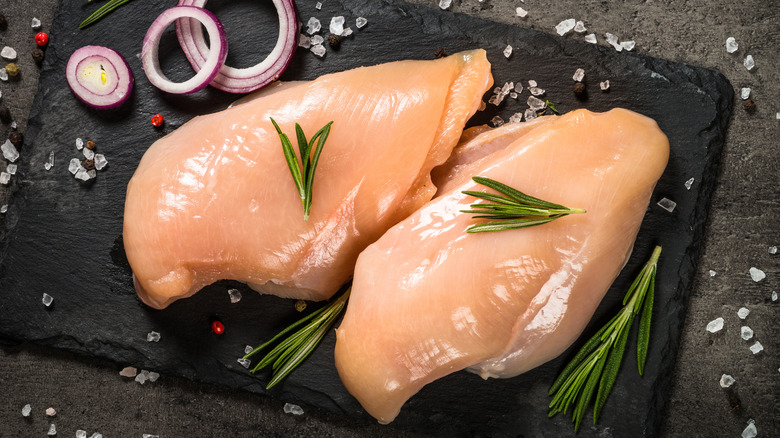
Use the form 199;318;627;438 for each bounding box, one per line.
141;6;228;94
66;46;134;109
175;0;299;94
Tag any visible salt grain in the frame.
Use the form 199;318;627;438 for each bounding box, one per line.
69;158;82;175
740;326;753;340
310;35;324;46
573;68;585;82
2;139;20;162
306;17;321;35
74;168;89;180
77;431;87;438
94;154;107;170
237;358;251;368
143;435;160;438
656;197;676;212
748;341;763;354
228;288;242;303
737;307;750;319
10;121;16;130
490;116;504;127
315;2;322;9
719;374;735;388
684;177;694;190
771;291;777;301
283;403;304;415
706;317;724;333
516;7;528;18
245;345;254;354
298;34;311;49
529;87;545;96
148;371;160;382
740;87;751;100
0;172;9;185
605;33;622;51
83;147;95;160
47;424;56;436
725;37;738;53
147;331;161;342
21;404;31;417
503;45;513;59
76;138;84;150
6;164;16;175
31;17;42;30
524;108;538;120
514;83;523;93
438;0;452;10
0;205;7;214
743;55;755;71
741;420;757;438
44;152;54;170
768;246;777;254
135;370;149;384
329;16;345;36
0;70;8;81
119;366;137;377
600;80;611;91
527;80;537;88
1;46;17;60
555;19;576;36
42;293;54;307
89;433;103;438
509;112;524;124
509;92;518;99
709;270;716;277
527;95;546;111
341;27;354;37
310;44;326;57
356;17;368;29
584;33;597;44
574;21;586;33
46;407;56;416
749;267;765;282
621;40;635;51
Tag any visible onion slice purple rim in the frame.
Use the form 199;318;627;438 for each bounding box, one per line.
141;6;228;95
66;46;134;109
174;0;299;94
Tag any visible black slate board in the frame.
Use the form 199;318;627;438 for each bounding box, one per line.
0;0;732;436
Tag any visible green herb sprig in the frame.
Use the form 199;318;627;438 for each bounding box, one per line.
244;287;350;389
461;176;585;233
548;245;662;431
80;0;135;29
271;118;333;221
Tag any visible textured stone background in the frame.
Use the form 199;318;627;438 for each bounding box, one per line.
0;0;777;437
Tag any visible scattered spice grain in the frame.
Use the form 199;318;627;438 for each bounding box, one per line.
434;47;449;58
9;132;23;147
5;62;19;77
327;34;340;49
32;48;44;64
573;82;586;97
86;140;96;150
743;98;756;112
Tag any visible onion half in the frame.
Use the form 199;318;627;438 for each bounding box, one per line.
66;46;134;109
175;0;299;94
141;6;228;95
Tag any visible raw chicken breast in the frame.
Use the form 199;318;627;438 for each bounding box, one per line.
334;109;669;424
123;50;492;309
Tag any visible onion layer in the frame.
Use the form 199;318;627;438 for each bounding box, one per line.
175;0;299;94
66;45;134;109
141;6;228;95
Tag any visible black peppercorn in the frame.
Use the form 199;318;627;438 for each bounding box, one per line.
83;159;96;171
434;47;449;59
86;140;96;150
743;98;756;112
327;34;340;49
0;14;7;31
0;106;10;123
32;48;45;64
573;82;586;97
9;131;23;147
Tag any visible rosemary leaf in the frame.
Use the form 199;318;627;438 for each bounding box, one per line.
80;0;134;29
637;267;656;375
593;311;633;422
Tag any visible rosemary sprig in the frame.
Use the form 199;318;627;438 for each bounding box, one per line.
244;287;350;389
270;118;333;221
548;245;662;432
80;0;135;29
545;100;560;114
461;176;585;233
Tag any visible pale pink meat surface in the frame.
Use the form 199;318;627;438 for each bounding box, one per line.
334;109;670;424
123;50;492;309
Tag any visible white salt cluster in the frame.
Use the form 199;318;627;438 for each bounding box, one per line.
490;116;505;127
237;358;251;368
228;288;242;303
438;0;452;10
2;139;19;162
749;267;765;282
740;87;751;100
283;403;304;415
719;374;735;388
119;366;137;377
621;41;636;51
584;34;597;44
706;317;724;333
1;46;17;60
42;293;54;307
508;112;524;124
742;420;757;438
89;433;103;438
725;37;738;53
749;341;763;354
740;326;753;340
737;307;750;319
656;197;676;212
488;81;515;106
605;33;621;51
743;55;755;71
524;108;538;120
306;17;321;34
135;369;161;384
516;7;528;18
503;45;513;59
355;17;368;29
329;16;345;36
684;177;694;190
555;19;576;36
573;68;585;82
146;331;161;342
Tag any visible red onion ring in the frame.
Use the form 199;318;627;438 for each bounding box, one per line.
141;6;228;95
66;46;134;109
174;0;299;94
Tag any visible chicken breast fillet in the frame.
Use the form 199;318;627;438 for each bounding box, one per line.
334;109;670;424
123;50;492;309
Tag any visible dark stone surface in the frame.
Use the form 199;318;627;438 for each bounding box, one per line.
2;0;776;437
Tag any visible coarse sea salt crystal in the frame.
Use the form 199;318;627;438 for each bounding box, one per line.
1;46;17;60
524;108;538;121
516;7;528;18
740;88;751;100
6;163;16;174
315;2;322;10
90;432;103;438
310;35;324;46
42;293;54;307
708;269;716;276
44;152;54;170
136;370;149;384
32;17;42;30
605;33;622;51
706;317;724;333
147;331;161;342
621;40;635;51
737;307;750;319
509;92;517;99
76;138;84;150
10;121;16;130
298;34;311;49
245;345;254;354
283;403;304;415
514;83;523;93
47;424;56;436
772;291;777;301
768;245;777;254
2;139;19;162
509;112;524;124
776;112;780;120
21;404;31;417
75;168;90;181
742;420;757;438
439;0;452;10
726;37;738;53
0;69;8;81
94;154;107;170
584;33;597;44
356;17;368;29
83;147;95;160
573;68;585;82
0;205;7;214
740;326;753;340
657;197;676;212
574;21;586;33
719;374;735;388
527;95;546;111
237;358;251;368
490;116;504;127
749;267;765;282
329;16;345;36
744;55;755;71
228;288;242;303
600;80;611;91
0;172;10;185
503;45;513;58
684;177;694;190
148;371;160;382
143;434;160;438
527;79;537;88
46;407;56;416
555;19;576;36
120;366;137;377
69;158;81;175
306;17;321;35
529;87;545;96
749;341;763;354
310;44;326;57
77;430;87;438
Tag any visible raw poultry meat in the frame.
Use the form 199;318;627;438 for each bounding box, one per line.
334;109;670;424
123;50;492;309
